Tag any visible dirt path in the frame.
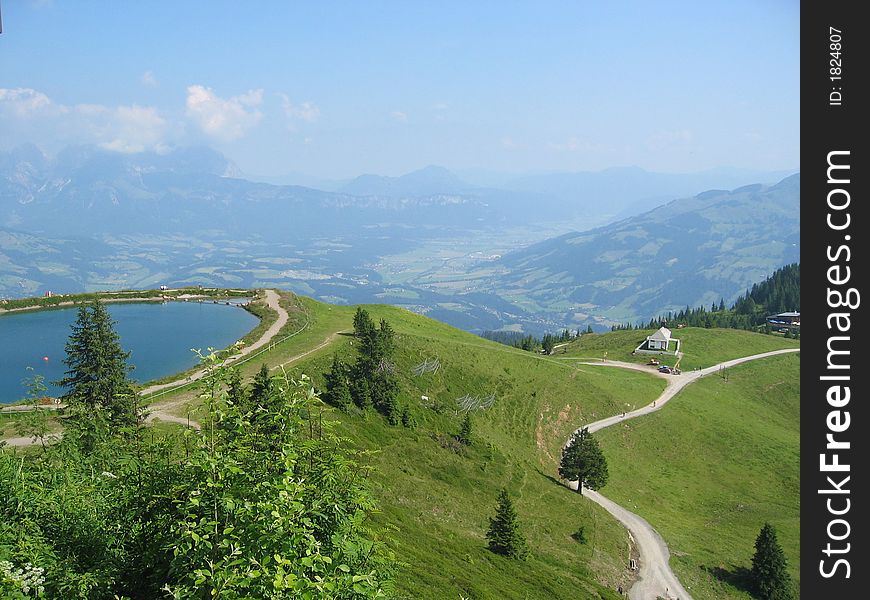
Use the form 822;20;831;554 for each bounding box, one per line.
564;348;800;600
4;317;346;445
2;434;63;447
140;289;288;398
144;329;347;429
274;330;346;370
142;289;290;426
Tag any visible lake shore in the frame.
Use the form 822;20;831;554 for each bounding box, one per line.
0;288;252;316
0;289;268;405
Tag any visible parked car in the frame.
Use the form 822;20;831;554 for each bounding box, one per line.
658;365;673;374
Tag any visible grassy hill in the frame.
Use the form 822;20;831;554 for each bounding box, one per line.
284;301;668;599
130;297;798;598
557;326;799;371
595;353;800;599
151;297;667;598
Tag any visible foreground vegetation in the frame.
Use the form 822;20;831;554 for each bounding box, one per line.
1;359;396;598
595;354;800;599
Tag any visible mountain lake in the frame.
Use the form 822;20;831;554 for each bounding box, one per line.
0;300;259;403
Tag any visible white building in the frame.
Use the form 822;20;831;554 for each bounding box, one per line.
635;326;681;354
647;326;672;350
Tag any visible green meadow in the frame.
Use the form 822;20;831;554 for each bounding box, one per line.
596;353;800;599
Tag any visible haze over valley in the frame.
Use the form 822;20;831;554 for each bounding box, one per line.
0;144;798;333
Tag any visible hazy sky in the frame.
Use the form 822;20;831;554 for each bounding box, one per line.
0;1;799;178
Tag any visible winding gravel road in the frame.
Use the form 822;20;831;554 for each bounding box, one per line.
565;348;800;599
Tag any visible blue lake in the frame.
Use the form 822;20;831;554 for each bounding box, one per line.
0;300;259;403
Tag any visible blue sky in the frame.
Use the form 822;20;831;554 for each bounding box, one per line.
0;1;799;178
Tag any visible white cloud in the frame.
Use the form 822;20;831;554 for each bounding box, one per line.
278;93;320;123
99;105;168;153
185;84;263;140
0;88;66;118
70;103;168;153
1;87;168;153
141;70;158;87
391;110;408;122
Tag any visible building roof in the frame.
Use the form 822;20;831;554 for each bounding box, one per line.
649;326;672;341
772;311;800;317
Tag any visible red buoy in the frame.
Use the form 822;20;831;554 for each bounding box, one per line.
43;356;49;361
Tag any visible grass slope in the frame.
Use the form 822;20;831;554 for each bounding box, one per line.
559;326;799;371
286;301;670;599
595;353;800;599
94;297;797;599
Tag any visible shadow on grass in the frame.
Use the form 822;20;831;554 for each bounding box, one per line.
535;467;577;493
702;564;753;594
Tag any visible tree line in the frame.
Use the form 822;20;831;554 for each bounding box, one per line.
610;263;800;335
479;327;584;354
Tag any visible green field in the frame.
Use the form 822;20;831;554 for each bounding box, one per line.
559;326;799;371
596;353;800;599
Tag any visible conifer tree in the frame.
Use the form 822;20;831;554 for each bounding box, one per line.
324;354;353;410
750;523;793;600
378;378;401;424
541;334;555;355
353;307;375;339
458;413;473;445
250;364;274;408
400;405;415;428
226;367;248;409
486;489;529;559
55;299;137;425
351;377;373;410
559;427;609;494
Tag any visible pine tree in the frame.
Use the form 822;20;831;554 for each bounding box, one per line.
250;364;275;410
541;334;555;355
226;368;248;409
750;523;793;600
55;300;136;426
377;374;401;424
353;307;375;339
458;413;473;445
324;354;353;410
559;427;608;494
351;377;373;410
486;489;529;559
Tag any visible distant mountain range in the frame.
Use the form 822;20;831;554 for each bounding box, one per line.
0;143;798;334
466;174;800;327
